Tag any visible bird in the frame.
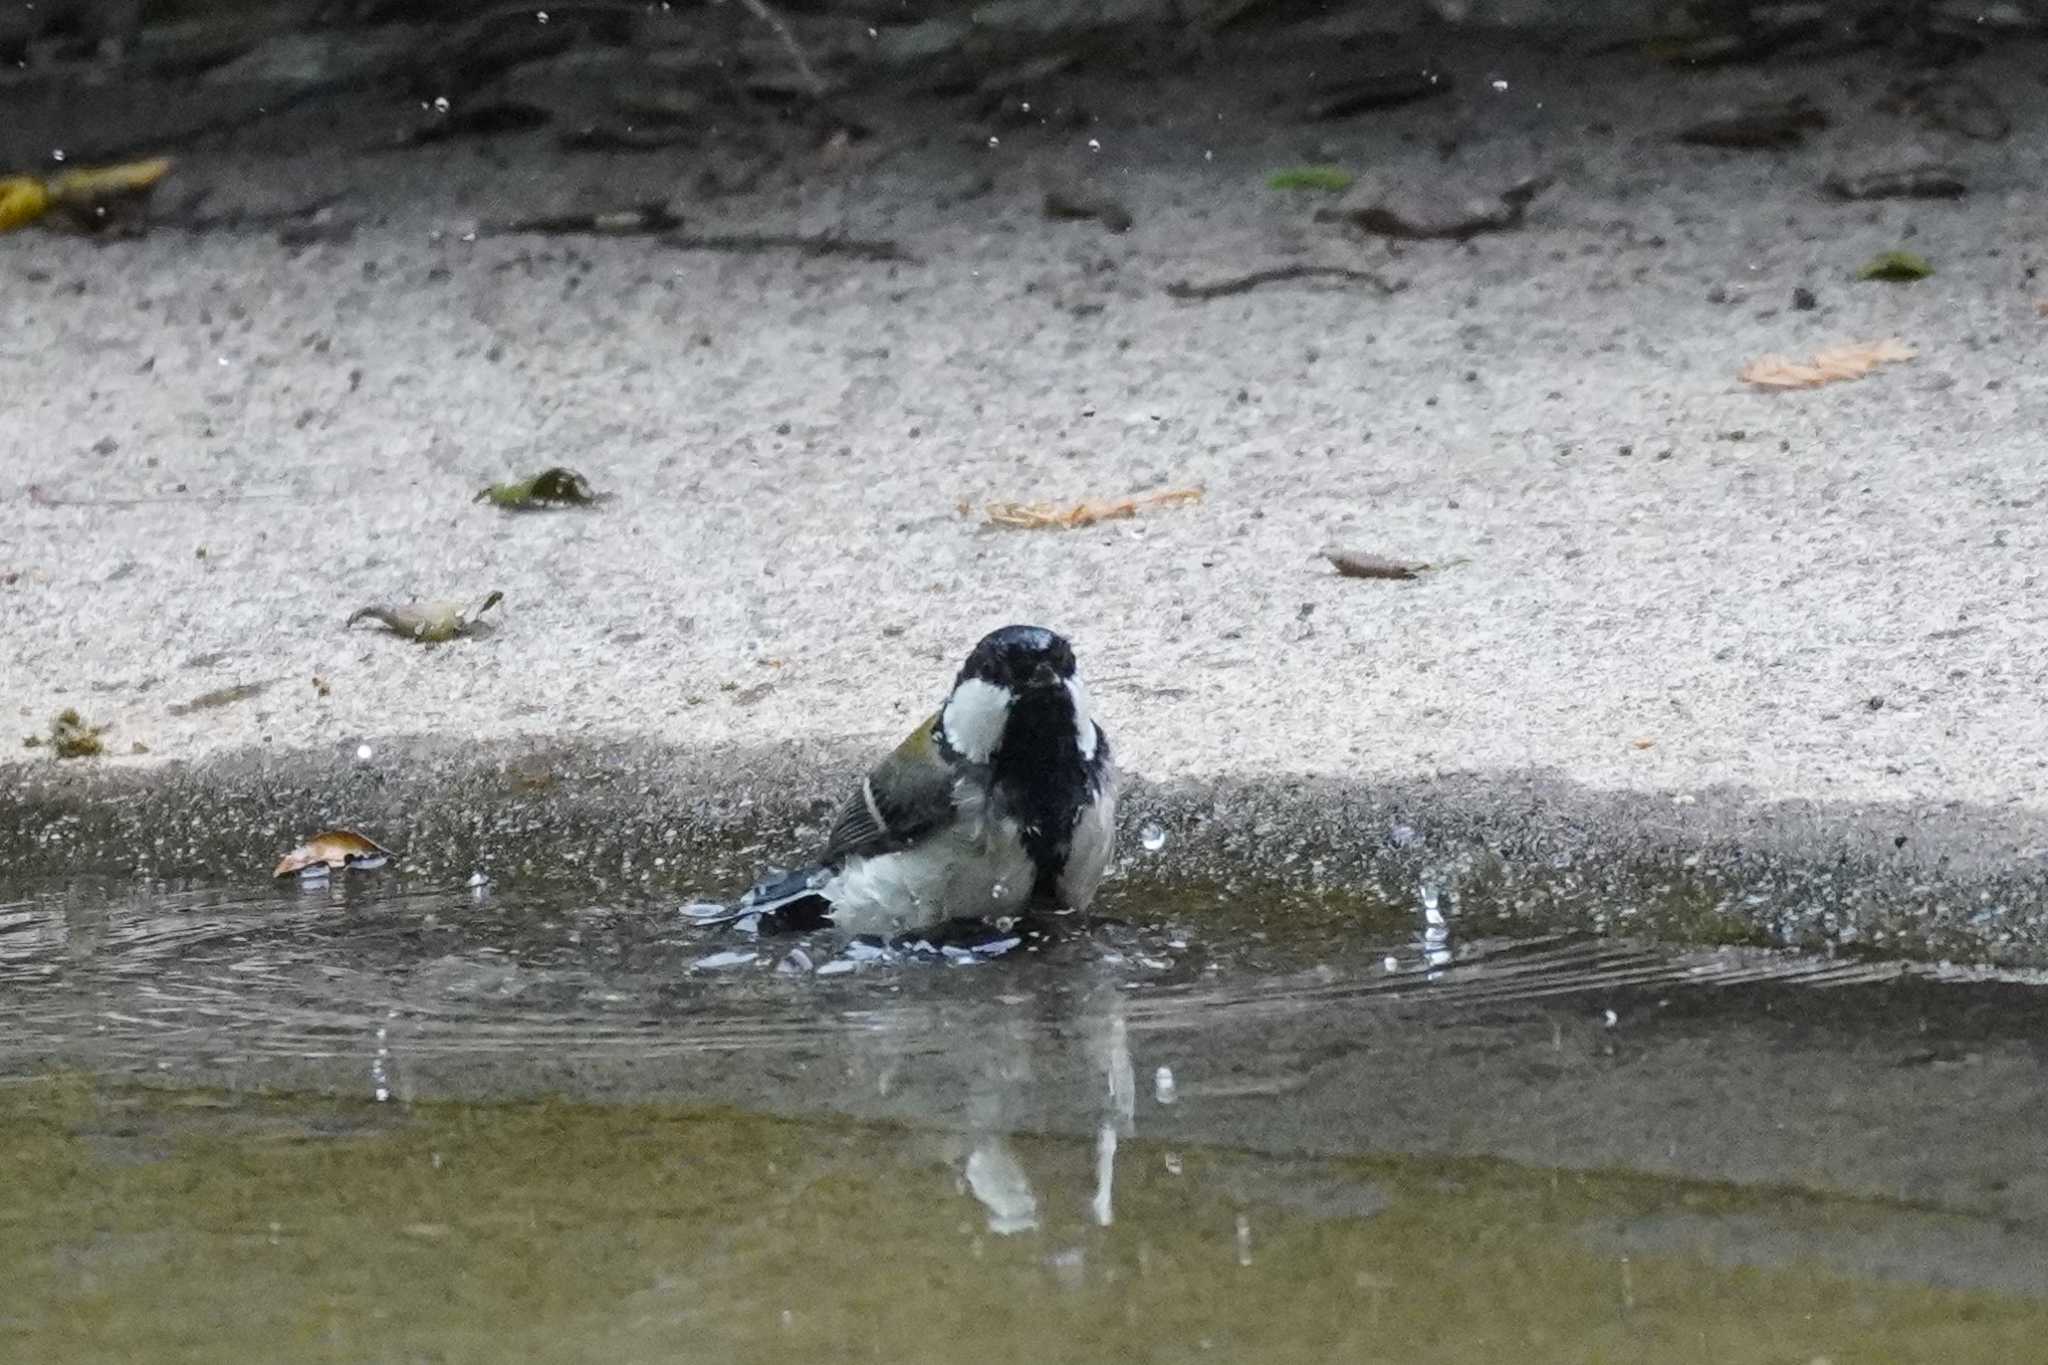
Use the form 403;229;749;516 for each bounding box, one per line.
700;624;1117;939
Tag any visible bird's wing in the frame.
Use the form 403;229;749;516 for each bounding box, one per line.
818;714;963;866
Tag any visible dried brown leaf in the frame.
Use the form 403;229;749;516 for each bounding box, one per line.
983;488;1203;530
1738;337;1915;390
273;828;396;878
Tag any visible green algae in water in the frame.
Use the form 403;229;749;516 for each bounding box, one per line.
1858;250;1933;282
2;1077;2043;1365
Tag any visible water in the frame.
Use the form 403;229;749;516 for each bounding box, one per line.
4;873;2048;1362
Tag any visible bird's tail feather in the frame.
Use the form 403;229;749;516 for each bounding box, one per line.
681;866;833;932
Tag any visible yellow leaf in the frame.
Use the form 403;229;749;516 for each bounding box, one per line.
46;156;171;204
0;177;50;233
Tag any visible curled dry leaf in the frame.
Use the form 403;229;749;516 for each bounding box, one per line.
1324;549;1426;580
1738;337;1915;390
475;467;599;509
983;488;1203;530
273;828;396;879
347;590;503;642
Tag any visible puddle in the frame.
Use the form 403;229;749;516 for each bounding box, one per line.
5;873;2048;1360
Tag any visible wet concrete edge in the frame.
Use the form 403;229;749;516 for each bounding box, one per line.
4;739;2047;965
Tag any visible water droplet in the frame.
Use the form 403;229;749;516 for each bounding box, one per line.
1087;137;1101;151
1141;823;1167;852
1154;1065;1177;1105
987;135;1000;148
1490;78;1509;92
51;148;66;162
433;95;449;113
355;743;373;761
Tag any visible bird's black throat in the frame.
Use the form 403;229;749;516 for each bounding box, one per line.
991;685;1095;908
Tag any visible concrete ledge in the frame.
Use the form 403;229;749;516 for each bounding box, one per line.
7;740;2046;966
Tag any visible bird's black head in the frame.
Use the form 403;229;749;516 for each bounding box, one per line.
944;624;1106;910
955;624;1078;695
938;625;1094;766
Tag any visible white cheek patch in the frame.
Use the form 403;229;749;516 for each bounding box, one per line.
942;677;1013;763
1066;675;1097;760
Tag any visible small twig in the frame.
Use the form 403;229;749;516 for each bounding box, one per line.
733;0;827;100
1166;264;1400;301
665;232;917;263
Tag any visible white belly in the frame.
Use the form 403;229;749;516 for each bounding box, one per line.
820;818;1037;934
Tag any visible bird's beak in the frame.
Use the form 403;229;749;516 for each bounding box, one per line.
1027;662;1063;691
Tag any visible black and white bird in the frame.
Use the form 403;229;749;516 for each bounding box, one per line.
703;625;1117;937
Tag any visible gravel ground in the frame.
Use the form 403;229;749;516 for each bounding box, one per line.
3;21;2046;911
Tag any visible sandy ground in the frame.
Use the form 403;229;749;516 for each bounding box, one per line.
3;22;2047;893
